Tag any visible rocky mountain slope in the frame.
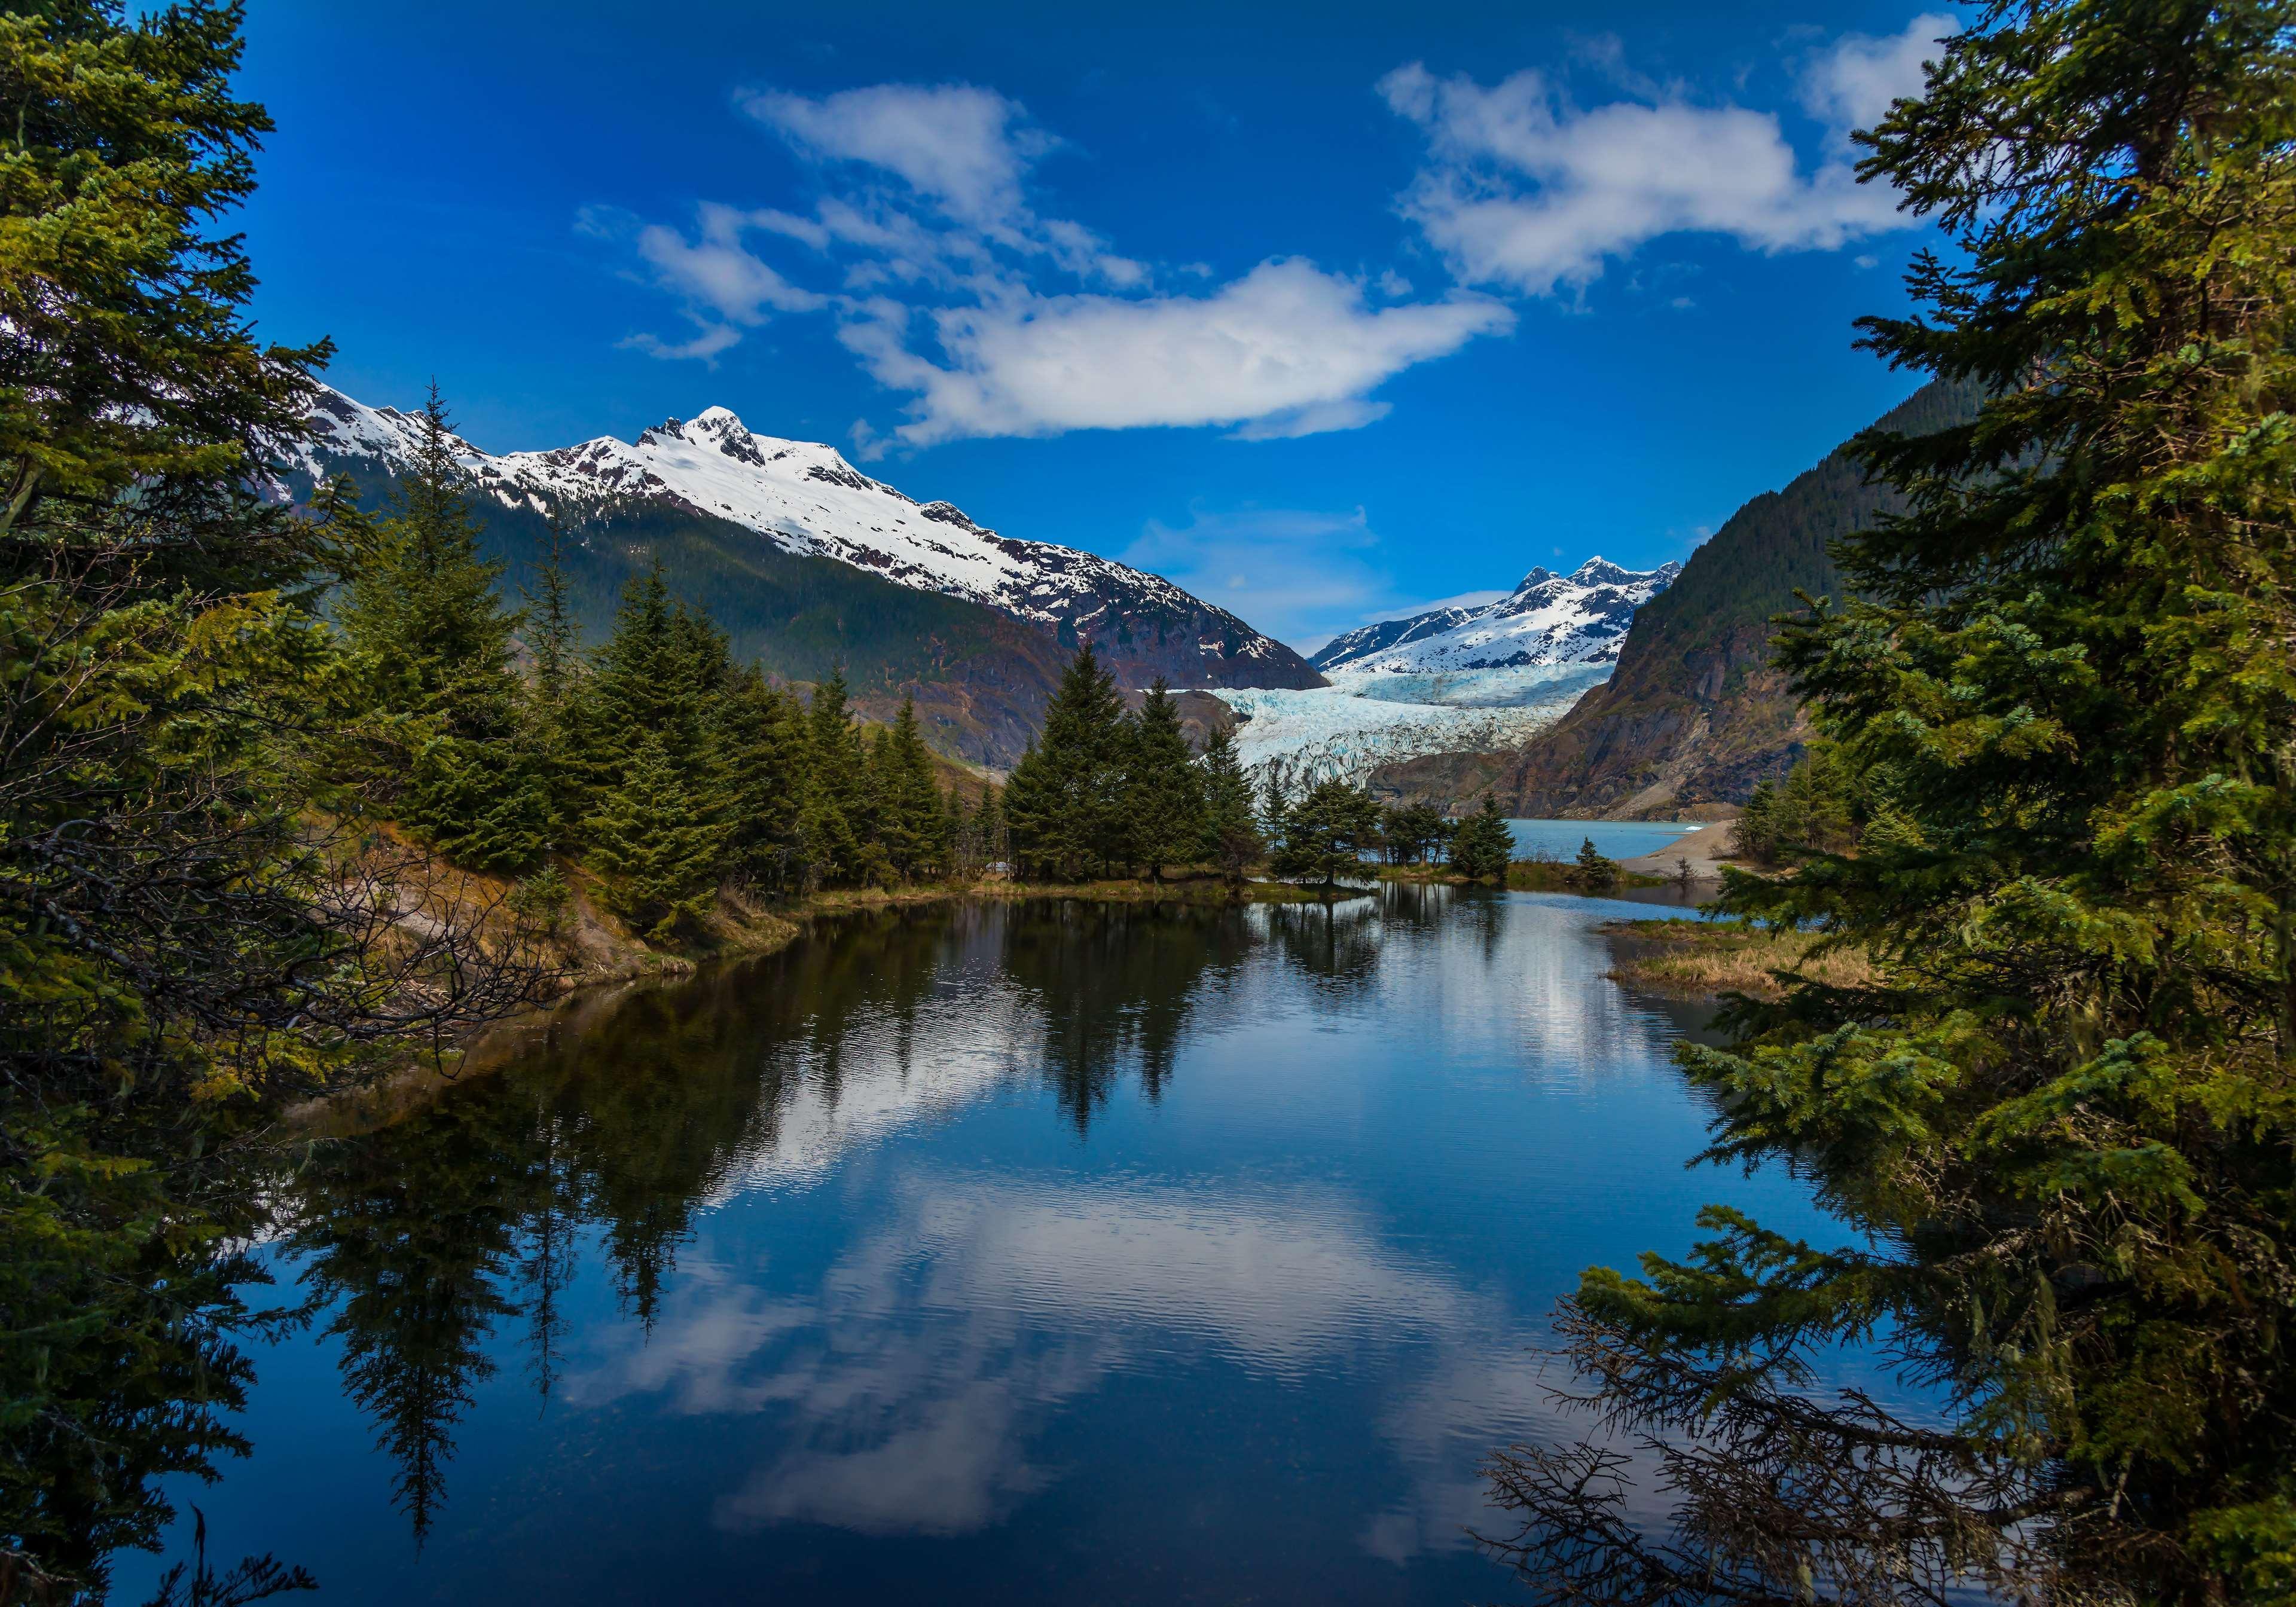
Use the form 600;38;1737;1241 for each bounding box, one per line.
1368;377;1984;817
1312;557;1680;674
282;385;1321;765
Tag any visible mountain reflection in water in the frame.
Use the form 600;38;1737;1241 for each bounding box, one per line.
118;887;1845;1606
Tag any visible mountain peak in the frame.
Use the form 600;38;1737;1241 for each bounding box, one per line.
1314;554;1680;674
1568;556;1632;585
275;379;1324;698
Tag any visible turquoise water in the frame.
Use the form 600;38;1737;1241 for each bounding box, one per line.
114;887;1851;1605
1507;817;1706;861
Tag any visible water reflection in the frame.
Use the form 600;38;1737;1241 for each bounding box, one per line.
121;887;1828;1606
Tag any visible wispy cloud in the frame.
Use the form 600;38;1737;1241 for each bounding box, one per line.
598;80;1507;450
841;260;1508;450
1379;13;1953;297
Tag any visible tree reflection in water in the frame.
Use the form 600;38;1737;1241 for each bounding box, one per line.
276;898;1273;1544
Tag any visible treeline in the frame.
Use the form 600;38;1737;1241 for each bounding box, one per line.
316;391;1004;934
999;647;1521;887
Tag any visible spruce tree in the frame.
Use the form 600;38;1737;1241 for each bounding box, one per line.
1005;646;1128;879
521;509;583;844
1489;8;2296;1603
340;385;546;871
0;5;532;1587
1125;679;1205;881
718;667;808;893
1268;778;1381;889
1570;835;1619;890
799;671;869;885
1447;800;1513;883
866;696;945;879
1198;725;1263;883
582;735;719;936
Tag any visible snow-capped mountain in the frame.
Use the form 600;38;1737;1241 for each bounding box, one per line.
1310;557;1681;675
287;384;1320;692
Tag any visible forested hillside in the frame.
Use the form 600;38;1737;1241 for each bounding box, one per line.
283;389;1323;766
1372;375;1983;816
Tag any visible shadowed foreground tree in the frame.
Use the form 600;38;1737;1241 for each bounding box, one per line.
1483;5;2296;1605
0;4;543;1596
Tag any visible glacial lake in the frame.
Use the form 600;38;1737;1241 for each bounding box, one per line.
117;885;1852;1605
1505;817;1708;862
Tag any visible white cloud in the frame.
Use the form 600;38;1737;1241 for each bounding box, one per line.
603;80;1507;442
621;322;744;363
622;201;830;360
1379;15;1952;297
841;258;1509;451
1801;13;1957;136
739;83;1052;230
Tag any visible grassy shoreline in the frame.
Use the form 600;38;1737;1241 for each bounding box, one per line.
1599;917;1876;1001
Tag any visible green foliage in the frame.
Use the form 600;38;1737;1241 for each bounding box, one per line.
1269;778;1382;888
337;387;545;872
1446;800;1513;882
871;698;949;879
1570;837;1620;890
1006;646;1131;880
1198;726;1263;882
1126;679;1207;880
1730;743;1860;865
0;5;530;1593
1381;802;1452;865
582;735;723;937
716;666;808;893
1499;9;2296;1603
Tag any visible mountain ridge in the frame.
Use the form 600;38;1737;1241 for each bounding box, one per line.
1312;556;1681;675
281;384;1324;766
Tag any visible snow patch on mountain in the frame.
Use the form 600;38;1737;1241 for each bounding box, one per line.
286;384;1314;686
1312;557;1680;675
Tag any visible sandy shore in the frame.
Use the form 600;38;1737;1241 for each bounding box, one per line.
1616;820;1740;879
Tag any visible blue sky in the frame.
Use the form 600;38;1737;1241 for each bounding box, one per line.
233;0;1955;650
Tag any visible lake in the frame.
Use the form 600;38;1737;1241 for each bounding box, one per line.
1505;817;1707;862
115;885;1849;1605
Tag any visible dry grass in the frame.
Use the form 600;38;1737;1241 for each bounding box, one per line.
1600;918;1877;1001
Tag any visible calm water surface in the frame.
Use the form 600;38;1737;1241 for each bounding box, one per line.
121;885;1847;1605
1505;817;1706;861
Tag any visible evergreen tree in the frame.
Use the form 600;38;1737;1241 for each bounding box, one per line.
1447;801;1513;882
1125;679;1205;881
0;6;532;1589
718;667;809;893
800;671;871;886
1259;768;1292;841
1268;778;1382;889
339;384;546;871
1005;646;1128;879
873;697;946;879
582;735;720;936
521;509;584;844
1198;725;1263;883
1489;9;2296;1603
1380;802;1446;865
978;784;1007;873
1570;836;1619;890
